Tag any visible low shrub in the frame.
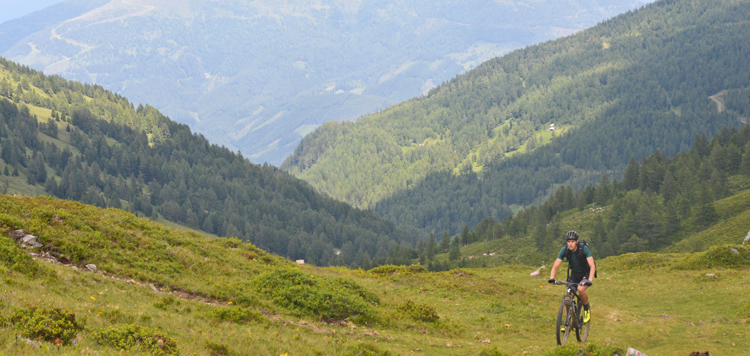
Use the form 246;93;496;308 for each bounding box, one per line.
369;264;427;276
396;300;439;322
208;306;265;324
672;245;750;270
6;307;82;345
545;342;625;356
0;231;49;278
205;340;232;356
252;268;376;321
93;324;178;355
153;295;179;311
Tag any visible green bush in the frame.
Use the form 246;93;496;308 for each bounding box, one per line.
205;340;232;356
252;268;376;321
93;324;178;355
208;306;265;324
369;264;427;276
6;307;82;345
396;300;439;322
545;342;625;356
0;231;49;278
153;295;179;311
672;245;750;270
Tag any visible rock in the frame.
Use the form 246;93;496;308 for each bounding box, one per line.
21;337;41;348
744;230;750;245
529;265;546;277
150;284;159;292
20;234;42;249
85;264;97;272
480;339;491;344
730;248;739;255
72;266;78;270
10;229;24;240
705;273;717;278
626;347;647;356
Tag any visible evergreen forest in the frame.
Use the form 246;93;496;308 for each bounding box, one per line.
0;58;419;268
416;124;750;271
285;0;750;236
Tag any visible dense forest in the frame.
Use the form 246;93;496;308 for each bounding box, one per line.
403;124;750;271
459;124;750;259
0;58;419;267
285;0;750;235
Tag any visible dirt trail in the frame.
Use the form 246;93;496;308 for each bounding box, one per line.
46;0;155;70
708;90;748;124
708;90;728;113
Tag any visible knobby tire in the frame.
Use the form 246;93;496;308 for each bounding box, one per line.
556;298;571;345
576;300;590;342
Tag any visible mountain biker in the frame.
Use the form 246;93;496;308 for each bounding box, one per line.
548;231;595;323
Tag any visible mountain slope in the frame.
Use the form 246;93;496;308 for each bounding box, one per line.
1;195;749;355
285;0;750;234
2;0;649;164
0;57;417;267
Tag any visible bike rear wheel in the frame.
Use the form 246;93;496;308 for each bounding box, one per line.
556;299;571;345
575;300;590;342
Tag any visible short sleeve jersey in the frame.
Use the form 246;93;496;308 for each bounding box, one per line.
557;245;593;274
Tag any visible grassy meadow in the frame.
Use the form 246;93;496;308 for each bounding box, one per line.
1;195;749;355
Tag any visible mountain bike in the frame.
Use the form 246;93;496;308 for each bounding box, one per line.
553;280;590;345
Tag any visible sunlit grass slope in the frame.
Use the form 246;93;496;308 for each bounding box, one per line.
1;195;749;355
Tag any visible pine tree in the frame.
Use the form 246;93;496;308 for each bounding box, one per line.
438;231;450;252
624;157;640;190
695;183;718;225
426;233;436;261
659;170;677;201
448;240;461;261
460;224;470;246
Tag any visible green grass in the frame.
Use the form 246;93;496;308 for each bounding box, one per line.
0;195;749;355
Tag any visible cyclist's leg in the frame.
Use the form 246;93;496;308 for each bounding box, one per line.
577;284;589;305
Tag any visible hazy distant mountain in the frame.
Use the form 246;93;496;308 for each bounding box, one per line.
0;0;65;24
3;0;648;164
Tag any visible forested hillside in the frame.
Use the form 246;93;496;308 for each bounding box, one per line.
1;0;648;164
285;0;750;235
422;124;750;270
0;57;418;267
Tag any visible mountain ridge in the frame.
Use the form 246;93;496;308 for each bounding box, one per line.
2;0;650;164
285;0;750;235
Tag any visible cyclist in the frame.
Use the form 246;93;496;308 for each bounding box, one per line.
548;231;595;323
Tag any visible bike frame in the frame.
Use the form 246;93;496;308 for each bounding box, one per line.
554;280;589;345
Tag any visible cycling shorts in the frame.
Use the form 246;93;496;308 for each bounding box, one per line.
567;271;588;284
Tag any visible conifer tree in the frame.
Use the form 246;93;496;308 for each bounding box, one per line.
426;233;436;261
624;157;640;190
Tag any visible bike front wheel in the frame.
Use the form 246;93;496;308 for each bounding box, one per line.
556;299;571;345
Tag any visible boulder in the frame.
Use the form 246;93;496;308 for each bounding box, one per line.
730;248;739;255
85;264;97;272
20;234;42;249
626;348;647;356
10;229;25;240
744;230;750;245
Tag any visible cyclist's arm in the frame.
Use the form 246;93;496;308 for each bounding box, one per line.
549;258;563;280
586;257;596;280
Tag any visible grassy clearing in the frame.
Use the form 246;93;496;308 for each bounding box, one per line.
0;195;748;355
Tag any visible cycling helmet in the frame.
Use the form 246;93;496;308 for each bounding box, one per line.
564;231;579;241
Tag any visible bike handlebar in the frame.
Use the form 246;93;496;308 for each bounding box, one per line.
553;280;589;287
